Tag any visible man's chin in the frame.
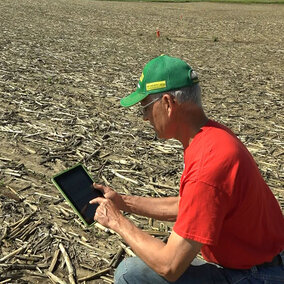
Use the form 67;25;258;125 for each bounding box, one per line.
152;126;167;140
153;128;161;139
154;131;167;140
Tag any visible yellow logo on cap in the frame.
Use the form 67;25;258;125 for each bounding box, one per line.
140;73;144;82
146;80;166;91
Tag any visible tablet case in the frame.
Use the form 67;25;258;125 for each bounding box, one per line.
51;164;100;227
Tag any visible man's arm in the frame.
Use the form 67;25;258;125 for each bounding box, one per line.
93;183;179;221
116;214;202;281
122;195;178;221
91;198;202;282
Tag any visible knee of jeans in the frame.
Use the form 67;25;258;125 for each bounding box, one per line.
114;257;146;284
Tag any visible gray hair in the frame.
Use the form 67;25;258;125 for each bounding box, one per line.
168;84;202;107
148;84;202;107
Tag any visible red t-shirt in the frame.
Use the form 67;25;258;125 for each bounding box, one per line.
173;120;284;269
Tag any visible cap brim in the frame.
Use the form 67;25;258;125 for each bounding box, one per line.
120;91;148;107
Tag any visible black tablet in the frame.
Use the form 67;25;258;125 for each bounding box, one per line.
51;164;104;226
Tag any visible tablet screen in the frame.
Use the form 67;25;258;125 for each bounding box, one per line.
53;165;103;225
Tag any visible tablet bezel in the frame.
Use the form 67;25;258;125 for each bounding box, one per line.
51;164;102;227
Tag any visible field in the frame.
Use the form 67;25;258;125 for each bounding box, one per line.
109;0;284;3
0;0;283;283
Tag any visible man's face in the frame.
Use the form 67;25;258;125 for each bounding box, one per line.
140;94;174;139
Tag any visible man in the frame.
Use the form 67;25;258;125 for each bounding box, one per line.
90;55;284;283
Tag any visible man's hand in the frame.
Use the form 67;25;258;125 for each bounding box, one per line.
92;183;179;221
90;197;123;230
92;183;126;211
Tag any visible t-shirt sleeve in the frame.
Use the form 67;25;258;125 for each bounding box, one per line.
173;180;230;245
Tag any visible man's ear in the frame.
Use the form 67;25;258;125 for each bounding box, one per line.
162;94;176;116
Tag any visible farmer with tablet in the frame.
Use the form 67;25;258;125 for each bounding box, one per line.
90;55;284;283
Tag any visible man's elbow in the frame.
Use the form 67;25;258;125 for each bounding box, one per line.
164;273;180;282
158;266;182;282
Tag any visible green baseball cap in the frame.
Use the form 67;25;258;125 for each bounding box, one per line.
120;55;199;107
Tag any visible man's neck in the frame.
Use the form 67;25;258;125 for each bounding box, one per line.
177;110;208;149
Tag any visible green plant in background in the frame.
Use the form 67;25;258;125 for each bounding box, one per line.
47;77;53;84
0;179;4;188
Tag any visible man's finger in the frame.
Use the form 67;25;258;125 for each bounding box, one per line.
93;183;107;194
89;197;105;204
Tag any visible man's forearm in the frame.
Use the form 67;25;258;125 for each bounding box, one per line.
121;195;178;221
113;214;200;282
92;197;200;282
116;216;167;273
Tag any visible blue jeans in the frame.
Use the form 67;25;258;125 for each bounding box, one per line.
114;253;284;284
